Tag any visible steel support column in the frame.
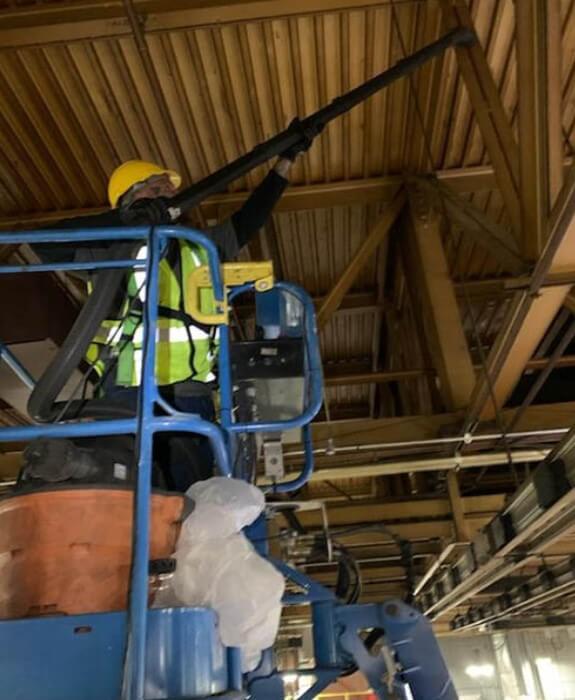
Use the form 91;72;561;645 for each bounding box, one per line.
406;183;475;410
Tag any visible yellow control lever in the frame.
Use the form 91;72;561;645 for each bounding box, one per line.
186;261;274;325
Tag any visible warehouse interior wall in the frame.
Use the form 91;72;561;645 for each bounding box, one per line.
440;628;575;700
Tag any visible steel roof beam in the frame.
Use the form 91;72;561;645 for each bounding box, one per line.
456;2;572;424
440;0;521;237
295;493;506;528
516;0;564;260
0;0;414;49
464;164;575;424
316;188;405;329
412;176;527;276
323;355;575;387
0;167;497;229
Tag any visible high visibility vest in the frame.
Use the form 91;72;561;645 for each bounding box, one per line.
86;240;218;387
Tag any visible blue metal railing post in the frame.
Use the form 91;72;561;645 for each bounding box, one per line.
217;321;236;473
217;322;234;432
123;226;159;700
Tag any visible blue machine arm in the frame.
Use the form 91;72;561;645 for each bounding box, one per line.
248;561;458;700
337;601;458;700
249;597;457;700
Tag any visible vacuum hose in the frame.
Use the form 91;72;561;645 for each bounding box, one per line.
27;243;139;422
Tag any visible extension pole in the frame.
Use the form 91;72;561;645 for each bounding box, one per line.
161;27;476;220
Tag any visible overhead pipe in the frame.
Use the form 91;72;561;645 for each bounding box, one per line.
283;428;568;459
263;449;550;484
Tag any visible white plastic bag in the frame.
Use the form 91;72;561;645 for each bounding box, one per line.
160;477;284;672
179;477;266;542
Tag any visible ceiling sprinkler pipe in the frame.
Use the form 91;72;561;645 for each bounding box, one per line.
304;450;550;482
261;450;551;486
283;428;569;458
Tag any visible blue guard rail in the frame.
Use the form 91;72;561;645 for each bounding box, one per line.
0;225;323;700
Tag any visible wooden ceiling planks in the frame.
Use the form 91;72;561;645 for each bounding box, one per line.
0;1;527;215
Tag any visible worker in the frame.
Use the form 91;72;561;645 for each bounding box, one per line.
34;142;313;489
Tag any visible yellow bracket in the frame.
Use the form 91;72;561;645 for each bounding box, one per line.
186;261;274;325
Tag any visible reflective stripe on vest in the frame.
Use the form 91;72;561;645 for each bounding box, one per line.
86;239;219;387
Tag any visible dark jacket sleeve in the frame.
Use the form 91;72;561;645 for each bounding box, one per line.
34;209;124;263
230;169;288;249
35;167;288;264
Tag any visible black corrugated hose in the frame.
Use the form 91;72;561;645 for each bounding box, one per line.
27;242;140;422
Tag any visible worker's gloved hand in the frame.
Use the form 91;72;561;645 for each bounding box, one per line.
120;196;174;226
280;117;320;161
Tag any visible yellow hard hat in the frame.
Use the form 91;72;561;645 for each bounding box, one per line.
107;160;182;208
